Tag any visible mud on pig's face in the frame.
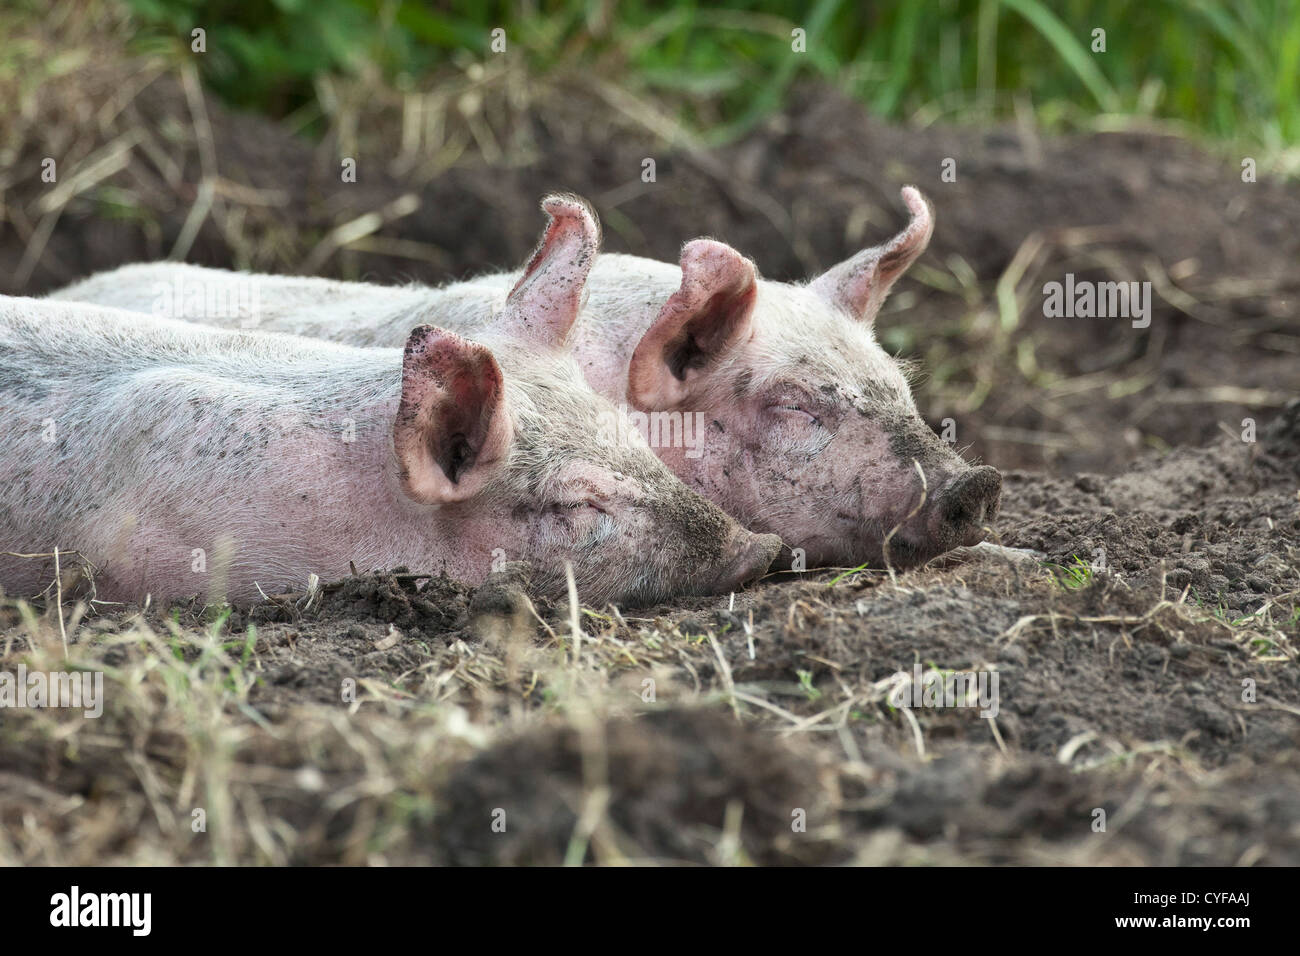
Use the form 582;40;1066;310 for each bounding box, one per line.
623;187;1001;568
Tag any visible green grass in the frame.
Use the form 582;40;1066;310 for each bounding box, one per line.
827;561;872;586
795;668;822;701
1048;554;1097;589
1183;587;1300;652
110;0;1300;153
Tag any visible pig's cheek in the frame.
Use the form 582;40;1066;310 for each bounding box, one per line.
866;467;926;527
696;429;763;513
494;508;551;567
670;432;742;505
524;511;606;566
763;424;832;481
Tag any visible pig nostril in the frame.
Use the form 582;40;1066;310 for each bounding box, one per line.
940;466;1002;530
942;497;976;527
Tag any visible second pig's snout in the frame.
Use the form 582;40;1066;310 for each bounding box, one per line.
933;465;1002;546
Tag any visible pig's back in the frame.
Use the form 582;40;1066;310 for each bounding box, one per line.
52;263;428;347
583;254;682;332
0;297;399;589
7;295;394;395
54;262;522;349
49;256;684;369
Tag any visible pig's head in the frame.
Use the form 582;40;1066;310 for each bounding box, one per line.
390;194;780;604
624;186;1000;569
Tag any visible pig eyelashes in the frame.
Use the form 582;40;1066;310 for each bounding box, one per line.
768;404;820;427
509;499;607;523
762;383;827;425
542;499;608;517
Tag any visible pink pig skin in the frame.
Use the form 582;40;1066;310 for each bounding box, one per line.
0;298;778;605
53;189;996;569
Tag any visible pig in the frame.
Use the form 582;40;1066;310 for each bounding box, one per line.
572;187;1001;570
55;188;998;569
3;215;780;605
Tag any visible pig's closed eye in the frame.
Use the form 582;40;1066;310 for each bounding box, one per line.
545;500;608;517
767;403;820;426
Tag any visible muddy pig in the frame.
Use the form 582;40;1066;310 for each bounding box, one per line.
0;300;778;606
55;189;996;569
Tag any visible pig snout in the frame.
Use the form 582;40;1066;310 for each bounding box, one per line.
881;464;1002;567
710;530;782;592
930;465;1002;548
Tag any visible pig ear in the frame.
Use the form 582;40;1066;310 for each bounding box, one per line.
394;325;513;505
810;186;933;323
500;193;600;348
626;239;757;410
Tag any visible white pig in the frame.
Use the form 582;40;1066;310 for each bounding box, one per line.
3;213;779;604
55;189;998;569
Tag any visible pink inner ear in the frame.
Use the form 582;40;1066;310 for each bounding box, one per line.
627;239;757;410
394;325;511;504
501;193;600;349
811;185;934;322
431;353;502;478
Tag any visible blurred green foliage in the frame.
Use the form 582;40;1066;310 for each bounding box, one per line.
123;0;1299;147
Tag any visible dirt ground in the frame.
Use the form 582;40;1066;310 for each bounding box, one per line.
1;40;1298;865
